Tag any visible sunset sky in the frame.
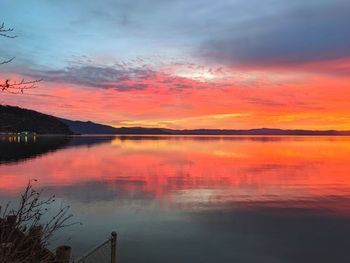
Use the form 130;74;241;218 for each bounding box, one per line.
1;0;350;130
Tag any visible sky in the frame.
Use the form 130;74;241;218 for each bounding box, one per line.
1;0;350;130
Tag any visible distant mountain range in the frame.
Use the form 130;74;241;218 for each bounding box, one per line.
59;118;350;135
59;118;171;134
1;105;350;135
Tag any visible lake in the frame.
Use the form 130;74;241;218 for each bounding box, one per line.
1;135;350;262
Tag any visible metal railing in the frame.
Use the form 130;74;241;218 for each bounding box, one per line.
73;232;117;263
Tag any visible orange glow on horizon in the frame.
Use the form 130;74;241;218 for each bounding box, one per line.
1;67;350;130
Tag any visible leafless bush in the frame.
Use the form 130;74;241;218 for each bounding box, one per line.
0;180;79;263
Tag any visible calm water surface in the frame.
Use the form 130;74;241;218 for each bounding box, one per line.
1;135;350;262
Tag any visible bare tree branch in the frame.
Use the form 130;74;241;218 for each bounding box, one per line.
0;23;41;95
0;57;15;65
0;23;17;38
0;79;42;94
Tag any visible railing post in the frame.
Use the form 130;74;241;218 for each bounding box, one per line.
56;245;71;263
111;231;117;263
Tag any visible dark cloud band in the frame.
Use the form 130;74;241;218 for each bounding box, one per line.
198;0;350;74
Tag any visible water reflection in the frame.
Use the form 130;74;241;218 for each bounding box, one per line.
1;136;350;262
0;135;69;164
2;135;350;207
0;135;115;164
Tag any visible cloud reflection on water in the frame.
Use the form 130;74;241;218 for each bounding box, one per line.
1;136;350;262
